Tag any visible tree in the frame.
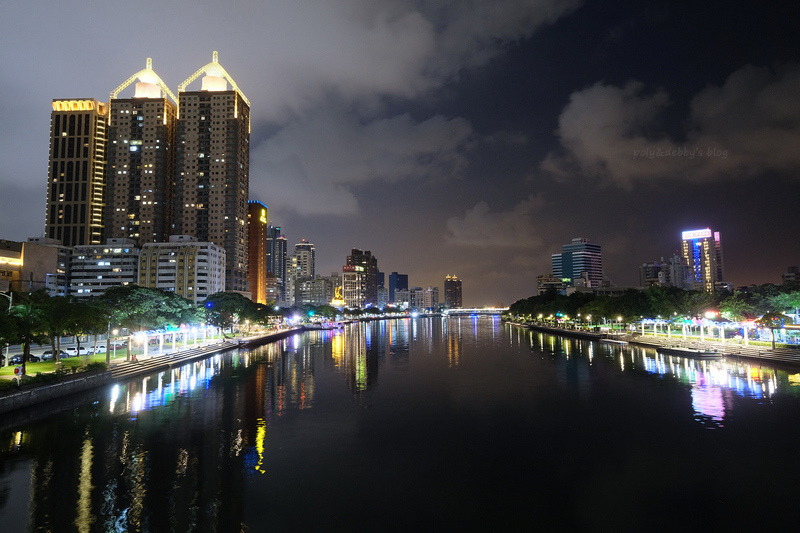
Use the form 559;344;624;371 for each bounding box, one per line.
769;291;800;321
204;292;257;332
719;292;757;322
755;312;790;349
8;303;47;375
39;296;74;363
102;286;201;332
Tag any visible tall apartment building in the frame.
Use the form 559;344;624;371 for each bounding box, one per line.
247;201;268;304
266;224;287;303
552;238;603;287
342;265;365;308
638;254;690;289
285;239;315;306
174;52;250;295
444;275;462;308
45;99;108;246
138;236;225;304
423;287;439;310
104;59;177;246
346;249;378;306
681;228;724;292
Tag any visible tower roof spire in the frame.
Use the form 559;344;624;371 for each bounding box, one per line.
110;58;177;104
177;51;250;108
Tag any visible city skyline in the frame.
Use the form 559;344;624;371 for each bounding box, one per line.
2;1;799;306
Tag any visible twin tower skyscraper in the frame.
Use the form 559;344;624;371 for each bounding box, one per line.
45;53;250;293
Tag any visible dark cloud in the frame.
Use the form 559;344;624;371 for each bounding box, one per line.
542;64;800;185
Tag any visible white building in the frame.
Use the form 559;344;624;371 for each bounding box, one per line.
342;265;365;308
423;286;439;310
69;239;140;298
138;235;225;303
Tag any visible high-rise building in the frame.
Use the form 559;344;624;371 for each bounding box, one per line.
444;275;462;308
104;59;178;246
638;254;691;289
45;99;108;246
342;265;365;308
388;272;408;303
174;52;250;295
681;228;724;292
247;201;268;304
552;238;603;287
266;224;287;303
783;266;799;286
346;249;378;306
138;236;225;303
423;287;439;310
285;239;315;306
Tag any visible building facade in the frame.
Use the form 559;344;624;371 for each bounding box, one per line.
138;236;225;303
104;59;177;246
174;53;250;295
342;265;365;308
45;99;108;246
0;240;61;294
681;228;724;292
552;238;603;288
388;272;408;303
346;249;378;306
247;201;268;304
69;239;140;299
444;275;462;308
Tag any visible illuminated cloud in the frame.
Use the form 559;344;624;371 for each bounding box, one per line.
445;194;547;248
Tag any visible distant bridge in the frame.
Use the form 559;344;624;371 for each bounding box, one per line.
443;307;508;316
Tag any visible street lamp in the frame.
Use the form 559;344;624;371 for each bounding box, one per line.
1;292;11;367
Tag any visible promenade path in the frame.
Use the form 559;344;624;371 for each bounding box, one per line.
517;322;800;367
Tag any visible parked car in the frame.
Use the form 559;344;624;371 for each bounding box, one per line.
110;341;126;349
89;345;107;354
66;346;89;356
41;350;69;360
9;355;40;364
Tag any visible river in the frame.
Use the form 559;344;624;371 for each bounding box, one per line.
1;316;800;531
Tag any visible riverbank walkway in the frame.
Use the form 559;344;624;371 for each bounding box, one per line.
513;322;800;367
108;327;303;381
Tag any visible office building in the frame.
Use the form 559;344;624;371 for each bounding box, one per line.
388;272;408;303
45;99;108;246
247;201;268;304
138;236;225;303
638;254;691;289
444;275;462;308
681;228;724;292
552;238;603;287
104;59;177;246
175;52;250;294
347;249;378;306
69;239;139;299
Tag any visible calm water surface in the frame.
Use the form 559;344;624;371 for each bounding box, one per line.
2;317;800;531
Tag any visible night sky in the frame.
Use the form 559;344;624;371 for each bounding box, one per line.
2;0;798;306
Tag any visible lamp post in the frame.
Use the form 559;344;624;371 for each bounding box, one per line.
1;292;12;367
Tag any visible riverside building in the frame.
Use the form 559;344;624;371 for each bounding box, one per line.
175;52;251;295
138;236;225;304
552;238;603;288
681;228;724;293
104;59;177;246
45;99;108;246
247;201;268;304
444;275;462;308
